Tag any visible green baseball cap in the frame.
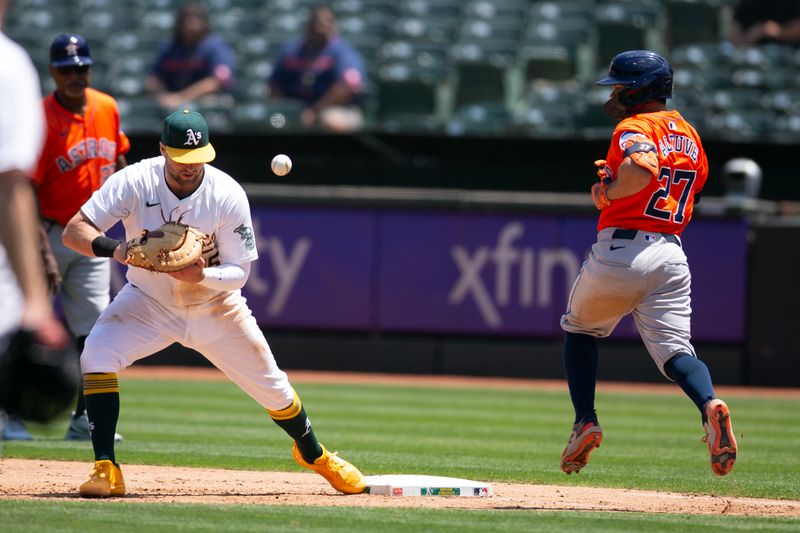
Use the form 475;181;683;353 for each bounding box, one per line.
161;109;216;164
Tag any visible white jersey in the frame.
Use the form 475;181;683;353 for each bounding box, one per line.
81;156;259;306
0;32;45;339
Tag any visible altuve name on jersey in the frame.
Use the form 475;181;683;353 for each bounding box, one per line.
657;133;699;162
56;137;119;173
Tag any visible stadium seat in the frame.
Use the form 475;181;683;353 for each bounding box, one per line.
447;102;514;136
459;16;525;44
231;98;306;132
375;62;445;132
529;1;597;23
452;58;512;109
572;86;616;138
463;0;530;22
398;0;461;19
116;96;165;133
663;0;724;48
390;15;458;43
595;1;666;67
704;110;773;140
522;19;597;83
518;82;582;137
332;0;399;16
707;87;765;111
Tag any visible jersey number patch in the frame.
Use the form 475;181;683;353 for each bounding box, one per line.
644;167;696;223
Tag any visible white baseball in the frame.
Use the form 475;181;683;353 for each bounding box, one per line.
271;154;292;176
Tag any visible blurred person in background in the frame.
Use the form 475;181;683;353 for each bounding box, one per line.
268;4;367;132
8;33;131;442
721;157;762;204
0;0;70;439
730;0;800;47
144;1;236;111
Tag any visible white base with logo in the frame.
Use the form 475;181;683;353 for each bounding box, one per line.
364;474;493;497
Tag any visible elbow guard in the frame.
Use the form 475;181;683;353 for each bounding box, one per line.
623;142;659;175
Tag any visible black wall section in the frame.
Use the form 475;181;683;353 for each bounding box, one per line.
746;223;800;386
128;133;800;200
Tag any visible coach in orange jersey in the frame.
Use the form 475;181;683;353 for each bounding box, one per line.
557;51;738;478
14;34;130;442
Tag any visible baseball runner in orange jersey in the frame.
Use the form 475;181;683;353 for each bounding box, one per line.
25;34;129;442
558;51;737;478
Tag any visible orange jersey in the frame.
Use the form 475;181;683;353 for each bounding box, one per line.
597;110;708;235
33;88;130;226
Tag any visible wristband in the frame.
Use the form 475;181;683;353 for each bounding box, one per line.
91;236;121;258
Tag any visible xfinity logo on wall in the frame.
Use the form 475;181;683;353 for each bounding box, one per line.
448;222;580;327
246;220;311;316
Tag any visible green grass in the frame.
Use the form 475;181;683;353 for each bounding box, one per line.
1;376;799;531
0;500;799;533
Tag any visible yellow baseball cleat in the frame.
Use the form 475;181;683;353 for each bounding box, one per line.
292;442;366;494
78;460;126;498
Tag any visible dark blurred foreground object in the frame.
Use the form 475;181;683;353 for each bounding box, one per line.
0;329;80;423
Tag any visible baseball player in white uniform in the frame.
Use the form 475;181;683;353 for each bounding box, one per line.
0;10;69;439
62;109;365;498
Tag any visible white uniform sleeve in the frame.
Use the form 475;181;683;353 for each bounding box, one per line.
215;185;259;265
199;262;250;291
81;165;136;231
0;38;44;174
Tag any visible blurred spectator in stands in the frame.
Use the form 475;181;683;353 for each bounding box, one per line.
268;5;366;132
730;0;800;47
721;157;762;202
144;1;236;111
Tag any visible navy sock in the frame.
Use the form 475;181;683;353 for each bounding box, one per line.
664;353;715;421
563;332;599;424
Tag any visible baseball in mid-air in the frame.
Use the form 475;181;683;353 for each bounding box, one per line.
271;154;292;176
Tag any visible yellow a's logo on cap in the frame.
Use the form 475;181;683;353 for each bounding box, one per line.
184;129;202;146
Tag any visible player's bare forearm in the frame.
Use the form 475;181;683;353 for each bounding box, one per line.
606;158;652;200
62;210;119;260
0;172;52;325
167;257;206;283
313;81;355;110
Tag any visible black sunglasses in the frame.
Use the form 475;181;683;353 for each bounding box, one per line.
56;65;90;75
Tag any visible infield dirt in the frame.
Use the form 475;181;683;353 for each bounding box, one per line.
2;368;798;517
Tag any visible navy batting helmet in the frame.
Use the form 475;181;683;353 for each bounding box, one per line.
597;50;672;113
49;33;92;68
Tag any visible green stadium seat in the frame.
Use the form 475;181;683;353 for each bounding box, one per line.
522;19;597;83
231;99;306;132
704;110;773;140
663;0;724;48
572;86;616;138
464;0;530;22
116;96;164;133
452;58;512;108
529;1;598;23
375;62;445;132
390;15;458;43
595;1;666;67
398;0;461;19
447;102;514;136
518;82;582;137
